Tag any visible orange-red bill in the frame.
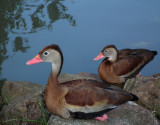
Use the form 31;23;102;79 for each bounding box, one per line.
94;53;105;60
26;54;43;65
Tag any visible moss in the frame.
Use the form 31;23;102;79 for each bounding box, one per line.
153;104;160;120
153;79;160;89
123;78;137;91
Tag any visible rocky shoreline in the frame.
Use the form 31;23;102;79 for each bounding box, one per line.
0;72;160;125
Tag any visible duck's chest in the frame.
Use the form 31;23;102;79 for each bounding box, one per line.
44;86;69;117
98;62;114;76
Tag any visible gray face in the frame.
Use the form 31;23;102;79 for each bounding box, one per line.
40;49;62;75
40;49;61;63
102;48;118;62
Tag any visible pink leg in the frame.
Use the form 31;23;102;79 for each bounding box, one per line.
136;72;141;77
94;114;108;121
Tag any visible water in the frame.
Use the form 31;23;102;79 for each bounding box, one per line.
0;0;160;85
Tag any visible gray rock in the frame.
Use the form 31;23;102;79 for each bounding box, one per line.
124;74;160;119
107;102;159;125
1;73;160;125
59;73;101;83
58;73;87;83
1;81;42;104
76;72;102;81
47;115;106;125
0;73;95;125
47;102;159;125
0;86;49;125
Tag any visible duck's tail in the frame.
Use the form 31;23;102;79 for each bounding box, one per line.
152;51;158;55
130;93;139;101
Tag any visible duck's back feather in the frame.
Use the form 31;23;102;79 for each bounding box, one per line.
59;79;137;113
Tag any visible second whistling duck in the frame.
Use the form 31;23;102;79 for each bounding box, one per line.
94;45;157;86
26;44;138;121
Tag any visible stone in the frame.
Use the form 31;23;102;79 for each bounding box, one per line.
47;102;159;125
1;81;42;104
1;73;160;125
0;96;2;111
0;73;98;125
47;115;105;125
0;86;50;125
59;72;101;83
58;73;87;83
76;72;102;81
107;102;159;125
124;74;160;119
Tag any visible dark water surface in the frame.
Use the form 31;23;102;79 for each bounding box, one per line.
0;0;160;84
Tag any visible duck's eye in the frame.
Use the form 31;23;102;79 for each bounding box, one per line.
104;50;108;53
43;51;49;56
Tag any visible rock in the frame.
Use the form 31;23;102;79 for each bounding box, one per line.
0;96;2;111
0;73;91;104
107;102;159;125
1;73;160;125
58;73;87;83
47;102;159;125
124;74;160;119
0;86;50;125
76;72;102;81
59;72;101;83
47;115;106;125
77;72;124;88
1;81;42;104
0;73;100;125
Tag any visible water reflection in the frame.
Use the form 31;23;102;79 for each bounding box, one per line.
1;0;159;85
5;0;76;33
0;0;76;83
13;37;30;53
47;1;76;28
31;0;76;32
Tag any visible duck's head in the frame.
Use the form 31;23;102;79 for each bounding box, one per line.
94;45;118;62
26;44;63;75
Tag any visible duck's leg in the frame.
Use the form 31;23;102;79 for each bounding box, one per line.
94;114;108;121
136;72;141;77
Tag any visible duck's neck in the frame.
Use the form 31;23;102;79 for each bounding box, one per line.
46;51;63;90
48;61;62;86
51;50;63;77
44;48;65;107
108;49;118;62
46;70;61;100
45;71;62;109
52;63;61;76
48;71;59;87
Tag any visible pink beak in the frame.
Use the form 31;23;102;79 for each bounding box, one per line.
26;54;43;65
94;53;105;60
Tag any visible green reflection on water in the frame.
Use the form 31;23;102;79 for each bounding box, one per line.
0;0;76;82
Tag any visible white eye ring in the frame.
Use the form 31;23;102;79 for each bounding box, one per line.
43;51;49;56
104;50;108;53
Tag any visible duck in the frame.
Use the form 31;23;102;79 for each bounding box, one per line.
94;44;157;87
26;44;138;121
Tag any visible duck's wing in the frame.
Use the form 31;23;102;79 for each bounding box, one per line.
113;48;157;77
112;55;144;77
118;49;150;57
62;79;135;113
60;79;110;88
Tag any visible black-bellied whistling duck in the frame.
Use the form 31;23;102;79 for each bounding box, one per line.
26;44;138;121
94;45;157;87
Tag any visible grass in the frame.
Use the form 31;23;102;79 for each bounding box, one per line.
3;86;48;125
37;95;47;125
0;95;13;112
153;104;160;120
4;118;42;124
4;95;14;104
